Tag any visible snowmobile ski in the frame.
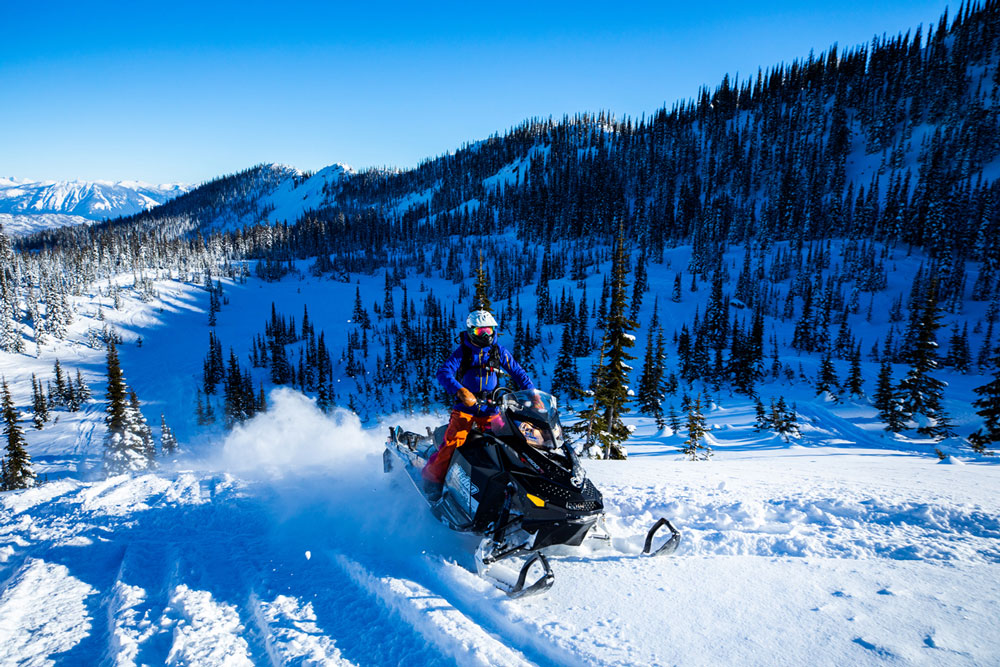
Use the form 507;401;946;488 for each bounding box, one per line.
643;518;682;556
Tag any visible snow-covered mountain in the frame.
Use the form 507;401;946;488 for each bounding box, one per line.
87;162;354;238
0;177;189;236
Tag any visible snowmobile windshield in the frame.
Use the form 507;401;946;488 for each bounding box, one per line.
501;390;564;450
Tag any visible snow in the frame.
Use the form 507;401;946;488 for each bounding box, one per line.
0;559;97;666
0;242;998;664
258;163;352;225
0;178;190;236
0;401;997;664
163;585;253;665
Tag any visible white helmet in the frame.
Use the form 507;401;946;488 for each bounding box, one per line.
466;310;498;329
466;310;498;347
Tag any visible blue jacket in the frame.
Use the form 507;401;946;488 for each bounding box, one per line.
437;332;535;417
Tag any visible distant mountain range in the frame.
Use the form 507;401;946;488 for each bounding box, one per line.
0;177;190;236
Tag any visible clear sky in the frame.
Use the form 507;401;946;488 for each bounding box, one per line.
0;0;954;185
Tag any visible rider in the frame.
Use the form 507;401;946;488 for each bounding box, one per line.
421;309;535;500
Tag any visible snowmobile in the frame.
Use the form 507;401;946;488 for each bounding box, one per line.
384;388;681;598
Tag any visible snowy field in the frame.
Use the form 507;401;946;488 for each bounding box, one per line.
1;263;999;665
2;414;998;666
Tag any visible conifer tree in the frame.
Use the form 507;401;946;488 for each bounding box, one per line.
844;347;865;398
874;359;895;414
754;397;771;431
590;227;637;459
681;398;711;460
473;252;492;312
671;273;682;302
551;324;581;406
103;342;152;475
160;414;178;456
666;404;681;434
637;304;666;423
128;390;156;465
31;374;48;429
2;377;35;489
970;346;1000;453
770;397;800;441
48;360;66;408
895;279;950;438
815;354;840;396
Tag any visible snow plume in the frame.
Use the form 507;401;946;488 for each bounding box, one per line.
209;388;456;558
218;388;379;474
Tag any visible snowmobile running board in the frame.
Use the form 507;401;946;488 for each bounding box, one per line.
644;518;682;556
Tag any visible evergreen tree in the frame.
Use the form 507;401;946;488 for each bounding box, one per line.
945;323;971;372
815;354;840;396
74;370;91;403
382;270;395;320
2;377;35;489
473;252;492;312
52;360;68;406
637;304;666;423
844;347;865;398
754;397;771;431
128;390;156;466
31;374;48;429
589;227;637;459
103;342;152;475
970;346;1000;453
681;398;711;460
874;359;895;414
895;280;950;438
160;414;178;456
551;324;581;406
666;404;681;434
770;397;800;441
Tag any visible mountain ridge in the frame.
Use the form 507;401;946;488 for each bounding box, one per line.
0;177;190;236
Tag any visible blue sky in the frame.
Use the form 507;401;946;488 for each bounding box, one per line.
0;1;954;185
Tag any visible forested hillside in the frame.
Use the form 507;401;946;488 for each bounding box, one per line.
3;1;1000;452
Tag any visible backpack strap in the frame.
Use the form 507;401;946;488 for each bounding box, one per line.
456;343;473;380
455;343;505;383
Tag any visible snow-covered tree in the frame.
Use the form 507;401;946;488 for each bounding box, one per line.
31;374;48;429
160;414;178;456
103;342;153;475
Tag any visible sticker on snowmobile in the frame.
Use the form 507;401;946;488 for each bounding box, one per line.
447;464;479;514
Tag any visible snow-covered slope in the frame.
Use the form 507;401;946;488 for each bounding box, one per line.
0;177;189;236
261;163;352;225
0;248;998;664
1;399;997;665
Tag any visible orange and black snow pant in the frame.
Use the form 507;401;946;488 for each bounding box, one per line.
421;410;500;484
